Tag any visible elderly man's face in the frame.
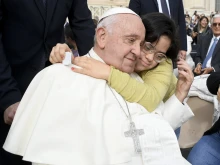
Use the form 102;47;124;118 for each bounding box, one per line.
212;17;220;37
103;15;145;73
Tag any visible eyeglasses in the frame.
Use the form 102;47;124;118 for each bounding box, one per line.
212;23;220;27
142;42;167;63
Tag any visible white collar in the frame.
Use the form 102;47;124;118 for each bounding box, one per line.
213;35;220;40
87;48;105;63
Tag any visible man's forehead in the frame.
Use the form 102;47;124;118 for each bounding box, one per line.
120;18;145;38
213;17;220;22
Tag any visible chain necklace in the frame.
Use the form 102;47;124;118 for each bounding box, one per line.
108;86;144;154
88;52;145;154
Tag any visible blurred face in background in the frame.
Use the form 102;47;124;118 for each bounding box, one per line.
200;17;208;28
212;17;220;37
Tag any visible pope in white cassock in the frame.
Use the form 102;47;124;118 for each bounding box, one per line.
3;8;194;165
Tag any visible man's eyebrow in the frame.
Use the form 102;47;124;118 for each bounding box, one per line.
123;34;140;38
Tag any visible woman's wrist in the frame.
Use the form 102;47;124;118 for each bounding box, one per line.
103;65;111;81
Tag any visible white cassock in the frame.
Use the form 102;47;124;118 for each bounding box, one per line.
3;49;193;165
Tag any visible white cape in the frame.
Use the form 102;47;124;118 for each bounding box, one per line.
4;49;192;165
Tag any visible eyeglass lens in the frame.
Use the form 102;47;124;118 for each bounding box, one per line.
213;23;220;27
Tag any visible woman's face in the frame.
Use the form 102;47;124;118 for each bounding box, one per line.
134;35;171;72
200;18;208;28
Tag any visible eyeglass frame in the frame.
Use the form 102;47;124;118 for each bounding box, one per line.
212;22;220;27
141;42;167;63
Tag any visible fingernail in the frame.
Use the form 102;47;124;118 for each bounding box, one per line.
71;67;74;70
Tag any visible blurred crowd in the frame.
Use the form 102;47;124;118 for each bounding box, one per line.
185;10;218;44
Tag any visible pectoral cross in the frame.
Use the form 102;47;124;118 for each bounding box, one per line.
124;121;144;154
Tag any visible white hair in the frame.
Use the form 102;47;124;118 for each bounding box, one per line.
211;14;220;24
94;15;121;44
97;15;120;33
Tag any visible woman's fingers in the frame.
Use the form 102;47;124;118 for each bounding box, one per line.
71;66;89;76
73;56;91;69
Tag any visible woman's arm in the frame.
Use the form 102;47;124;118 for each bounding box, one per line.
73;57;175;112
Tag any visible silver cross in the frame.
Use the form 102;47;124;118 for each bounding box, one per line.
124;122;144;154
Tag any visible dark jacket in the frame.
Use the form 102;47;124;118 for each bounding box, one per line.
194;32;220;71
0;0;95;113
129;0;187;51
0;1;95;164
192;24;210;44
205;72;220;135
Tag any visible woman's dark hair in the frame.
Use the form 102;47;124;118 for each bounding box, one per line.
141;12;180;60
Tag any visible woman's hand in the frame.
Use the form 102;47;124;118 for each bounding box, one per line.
175;59;194;103
72;56;111;80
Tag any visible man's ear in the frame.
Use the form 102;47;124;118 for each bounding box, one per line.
96;27;107;49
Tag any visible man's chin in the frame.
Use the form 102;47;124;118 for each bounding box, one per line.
121;67;135;74
134;69;140;73
123;68;134;74
134;66;144;73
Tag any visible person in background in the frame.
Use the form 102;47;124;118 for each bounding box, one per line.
191;16;210;45
187;71;220;165
185;11;190;18
200;13;205;17
186;22;192;36
0;0;95;165
191;10;198;23
185;15;191;25
185;30;195;70
194;14;220;75
210;11;215;19
192;15;200;28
